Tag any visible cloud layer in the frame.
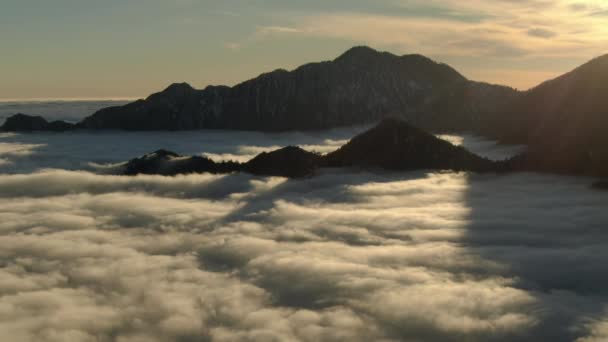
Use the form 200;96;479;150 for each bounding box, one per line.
0;122;606;341
0;131;607;341
1;168;607;341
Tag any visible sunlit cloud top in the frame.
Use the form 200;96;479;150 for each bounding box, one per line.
1;0;607;98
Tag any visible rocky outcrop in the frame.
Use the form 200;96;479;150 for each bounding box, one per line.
77;46;517;133
1;113;74;132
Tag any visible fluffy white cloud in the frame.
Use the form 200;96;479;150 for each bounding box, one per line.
0;127;607;341
0;166;606;341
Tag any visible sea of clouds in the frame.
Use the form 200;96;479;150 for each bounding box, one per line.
0;101;607;341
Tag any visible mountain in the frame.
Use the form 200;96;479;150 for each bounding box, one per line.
122;146;321;177
323;118;498;172
0;113;74;132
497;54;608;176
5;47;608;177
244;146;321;177
119;119;502;177
75;46;516;133
122;149;241;176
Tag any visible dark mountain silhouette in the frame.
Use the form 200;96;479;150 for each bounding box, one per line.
244;146;321;178
122;149;241;176
4;47;608;178
80;82;220;131
323;118;498;172
120;119;502;177
20;46;510;133
122;147;322;178
496;54;608;176
0;113;74;132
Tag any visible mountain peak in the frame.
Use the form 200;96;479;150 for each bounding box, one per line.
145;82;197;101
162;82;195;93
335;46;386;62
324;117;496;172
74;46;505;132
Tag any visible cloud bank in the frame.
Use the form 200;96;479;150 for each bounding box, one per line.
0;167;607;341
0;125;606;341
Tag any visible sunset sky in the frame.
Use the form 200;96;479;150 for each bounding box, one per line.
2;0;607;99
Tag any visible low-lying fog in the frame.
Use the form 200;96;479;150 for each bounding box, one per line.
0;102;607;342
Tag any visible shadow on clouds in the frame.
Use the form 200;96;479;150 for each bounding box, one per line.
461;172;608;341
0;128;607;341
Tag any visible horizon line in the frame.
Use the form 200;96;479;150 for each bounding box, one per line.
0;97;139;103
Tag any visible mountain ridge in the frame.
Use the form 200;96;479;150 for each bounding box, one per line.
491;52;608;176
4;47;608;177
2;46;516;134
118;118;502;178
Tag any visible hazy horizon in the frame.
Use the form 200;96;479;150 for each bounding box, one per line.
0;97;138;102
3;0;608;99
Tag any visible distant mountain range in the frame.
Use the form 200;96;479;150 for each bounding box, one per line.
1;113;75;132
1;46;517;134
77;46;517;133
3;46;608;177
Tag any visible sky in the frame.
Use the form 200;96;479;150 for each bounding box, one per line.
2;0;607;99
